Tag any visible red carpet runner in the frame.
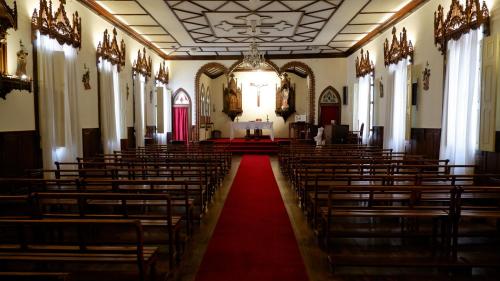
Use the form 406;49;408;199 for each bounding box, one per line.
195;155;309;281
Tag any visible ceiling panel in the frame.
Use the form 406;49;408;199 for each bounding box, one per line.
350;13;394;24
92;0;428;58
96;1;143;14
115;15;158;25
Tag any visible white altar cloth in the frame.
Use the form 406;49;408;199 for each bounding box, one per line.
230;121;274;141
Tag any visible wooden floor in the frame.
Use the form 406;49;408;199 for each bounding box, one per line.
171;156;500;281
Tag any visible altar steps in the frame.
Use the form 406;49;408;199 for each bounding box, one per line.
211;138;288;154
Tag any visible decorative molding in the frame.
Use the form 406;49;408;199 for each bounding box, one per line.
384;27;414;66
155;61;169;85
96;28;126;72
355;49;374;78
31;0;81;48
434;0;490;54
0;0;17;38
132;47;152;79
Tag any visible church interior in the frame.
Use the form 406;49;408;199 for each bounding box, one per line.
1;0;500;280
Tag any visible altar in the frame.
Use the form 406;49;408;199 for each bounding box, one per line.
230;121;274;141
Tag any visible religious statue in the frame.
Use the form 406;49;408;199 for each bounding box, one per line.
275;73;296;121
423;62;431;91
314;127;325;146
223;73;243;121
82;64;91;90
15;40;28;78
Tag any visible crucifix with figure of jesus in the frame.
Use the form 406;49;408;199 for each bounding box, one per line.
250;82;267;107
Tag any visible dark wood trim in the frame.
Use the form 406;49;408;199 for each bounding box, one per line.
0;130;41;177
82;128;102;158
346;0;429;56
407;128;441;159
77;0;169;60
31;36;42;170
370;126;384;147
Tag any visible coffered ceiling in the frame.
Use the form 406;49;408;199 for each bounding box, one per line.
83;0;427;59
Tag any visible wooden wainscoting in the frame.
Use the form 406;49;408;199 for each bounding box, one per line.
127;127;136;149
145;126;157;145
478;132;500;173
370;126;384;147
0;130;41;177
82;128;102;158
407;128;441;159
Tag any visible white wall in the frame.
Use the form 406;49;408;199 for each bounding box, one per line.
0;0;168;134
346;0;499;130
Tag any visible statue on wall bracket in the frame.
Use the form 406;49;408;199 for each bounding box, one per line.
223;73;243;121
275;73;296;122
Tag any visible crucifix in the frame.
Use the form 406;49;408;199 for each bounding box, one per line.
250;82;267;107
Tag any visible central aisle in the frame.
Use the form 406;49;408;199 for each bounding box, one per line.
194;155;309;281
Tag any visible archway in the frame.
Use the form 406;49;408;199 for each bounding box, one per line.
318;86;342;127
172;88;192;142
194;62;229;140
193;60;316;141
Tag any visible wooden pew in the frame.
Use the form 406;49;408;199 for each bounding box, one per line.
0;219;159;281
0;272;71;281
31;192;181;266
320;185;461;271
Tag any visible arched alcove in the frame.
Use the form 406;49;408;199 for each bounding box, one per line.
318;86;342;127
172;88;192;142
193;60;316;141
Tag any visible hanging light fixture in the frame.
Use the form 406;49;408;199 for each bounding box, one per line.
243;38;265;69
242;16;264;69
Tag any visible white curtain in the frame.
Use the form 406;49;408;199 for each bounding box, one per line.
37;33;81;170
384;58;409;152
157;84;171;145
134;75;145;147
356;75;371;143
440;28;482;173
99;60;121;154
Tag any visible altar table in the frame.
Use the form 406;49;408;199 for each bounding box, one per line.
230;121;274;141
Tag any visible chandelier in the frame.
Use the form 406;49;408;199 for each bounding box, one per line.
243;38;265;69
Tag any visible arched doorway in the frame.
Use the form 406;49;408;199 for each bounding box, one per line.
318;86;342;127
172;88;192;142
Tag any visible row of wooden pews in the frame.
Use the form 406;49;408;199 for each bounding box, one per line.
0;144;232;281
279;143;500;275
